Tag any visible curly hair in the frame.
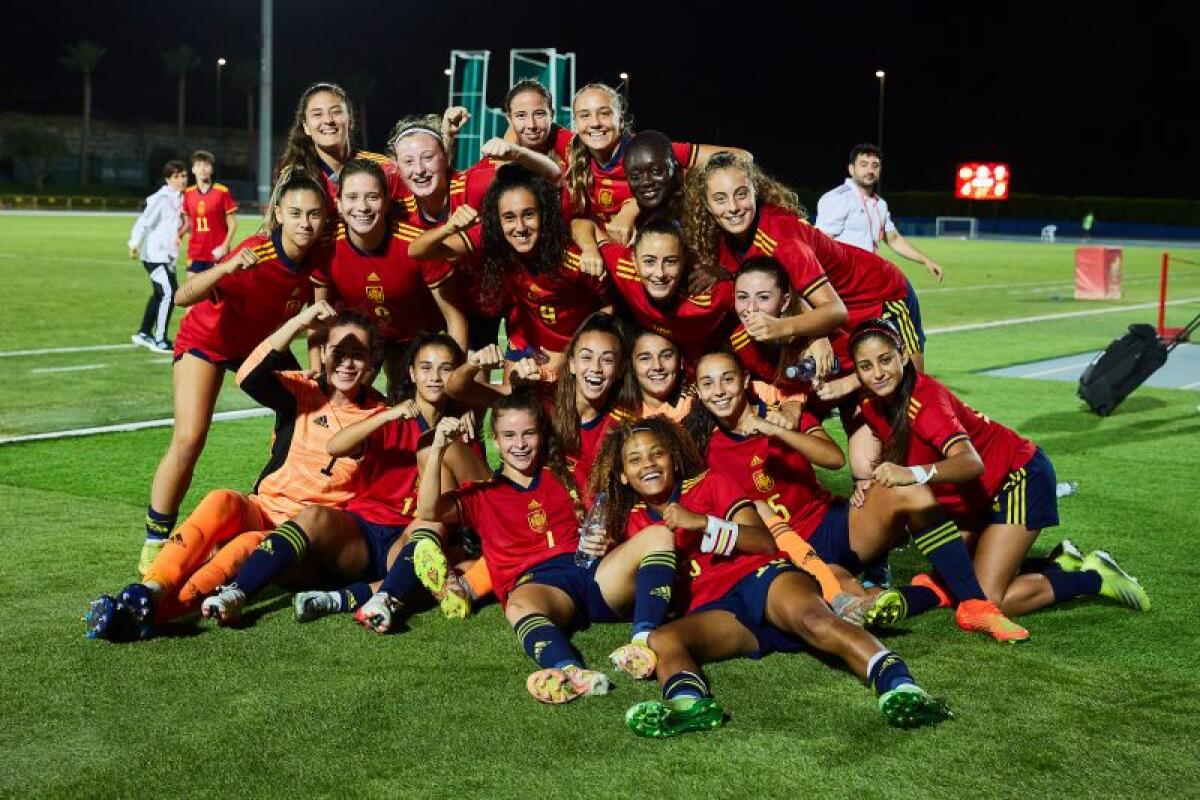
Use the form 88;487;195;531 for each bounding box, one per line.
477;164;571;316
564;83;632;216
849;318;916;466
589;416;706;545
275;82;355;183
551;312;639;457
491;388;585;521
388;332;465;406
682;151;807;275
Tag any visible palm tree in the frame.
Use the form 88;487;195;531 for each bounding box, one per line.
162;44;201;147
60;40;105;187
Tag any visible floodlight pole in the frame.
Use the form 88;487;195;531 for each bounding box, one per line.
256;0;273;208
216;57;226;153
875;70;886;150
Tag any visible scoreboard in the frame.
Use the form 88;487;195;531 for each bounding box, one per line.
956;162;1010;200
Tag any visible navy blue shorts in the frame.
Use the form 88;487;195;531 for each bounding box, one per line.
987;448;1059;531
514;553;619;625
347;512;408;581
692;558;804;659
883;278;926;354
188;260;214;274
807;501;863;574
173;347;242;371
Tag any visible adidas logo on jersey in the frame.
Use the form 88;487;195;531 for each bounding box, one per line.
314;415;330;428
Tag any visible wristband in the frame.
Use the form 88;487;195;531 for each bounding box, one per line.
702;515;740;556
910;464;938;485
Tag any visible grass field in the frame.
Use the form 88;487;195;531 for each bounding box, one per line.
2;213;1199;798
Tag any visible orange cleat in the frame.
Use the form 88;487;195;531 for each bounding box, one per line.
955;599;1029;643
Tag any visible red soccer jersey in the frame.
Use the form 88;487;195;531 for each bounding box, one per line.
316;149;401;208
344;415;430;526
625;470;777;611
183;183;238;262
174;230;324;363
727;323;810;396
453;467;582;604
313;219;454;344
393;171;468;229
464;126;573;208
464;159;577;224
602;243;734;369
569;407;631;496
791;219;908;325
704;411;833;539
461;226;609;353
563;134;698;224
858;373;1038;520
716;204;831;304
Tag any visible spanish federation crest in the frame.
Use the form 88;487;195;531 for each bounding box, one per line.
527;500;548;533
753;469;775;493
598;188;614;208
366;285;385;304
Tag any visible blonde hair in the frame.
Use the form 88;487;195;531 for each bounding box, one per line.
565;83;632;215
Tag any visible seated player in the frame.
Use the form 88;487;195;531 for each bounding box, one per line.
850;319;1150;635
85;303;385;640
415;390;680;703
631;328;694;421
590;418;952;736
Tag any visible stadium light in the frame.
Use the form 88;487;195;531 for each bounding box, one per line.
875;70;885;150
618;72;630;106
443;68;452;76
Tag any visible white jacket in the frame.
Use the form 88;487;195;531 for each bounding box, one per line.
128;184;183;263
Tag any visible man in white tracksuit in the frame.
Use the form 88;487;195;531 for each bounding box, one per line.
128;160;188;351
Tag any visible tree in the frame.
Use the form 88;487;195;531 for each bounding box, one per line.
162;44;201;147
60;40;105;187
4;124;67;192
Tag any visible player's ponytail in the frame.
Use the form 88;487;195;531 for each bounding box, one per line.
263;167;328;234
850;318;917;464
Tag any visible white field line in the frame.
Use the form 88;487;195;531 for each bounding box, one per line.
0;408;271;445
1018;359;1098;378
922;274;1165;295
30;364;106;374
0;343;136;358
926;297;1200;336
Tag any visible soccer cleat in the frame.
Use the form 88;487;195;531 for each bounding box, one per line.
608;642;658;679
625;697;726;738
526;666;611;704
864;589;908;627
293;591;340;622
831;592;871;626
413;537;470;620
1047;538;1085;572
85;583;156;641
354;591;403;633
150;338;173;353
138;538;166;577
201;585;246;626
1082;550;1150;611
911;572;952;608
955;599;1029;643
878;683;954;728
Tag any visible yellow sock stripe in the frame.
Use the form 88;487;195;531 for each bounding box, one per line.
913;521;959;555
639;553;678;569
410;529;440;547
274;522;309;559
515;614;554;642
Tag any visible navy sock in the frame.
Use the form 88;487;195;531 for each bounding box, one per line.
339;582;373;612
632;552;677;640
1046;569;1102;603
663;670;709;701
868;651;916;696
379;529;439;599
1020;557;1060;574
912;520;985;603
514;613;580;670
897;585;942;617
231;520;309;598
144;506;177;542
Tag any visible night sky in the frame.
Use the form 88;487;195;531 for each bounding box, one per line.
2;1;1192;198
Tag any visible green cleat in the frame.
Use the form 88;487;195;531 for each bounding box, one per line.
1047;538;1084;572
138;538;165;577
625;697;725;738
1082;550;1150;611
864;589;908;627
878;683;954;728
414;536;470;620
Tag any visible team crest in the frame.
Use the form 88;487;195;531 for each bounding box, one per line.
366;285;385;304
598;188;614;208
374;306;391;320
753;470;775;493
527;500;548;533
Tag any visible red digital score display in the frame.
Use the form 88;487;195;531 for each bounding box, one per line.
956;162;1010;200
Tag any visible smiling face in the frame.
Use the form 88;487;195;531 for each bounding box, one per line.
336;172;386;237
302;90;350;152
620;430;676;503
508;89;553;152
695;352;749;424
497;186;541;255
493;408;541;474
634;232;684;302
409;343;458;405
572;88;622;157
274;187;326;249
853;335;908;398
393;131;447;200
734;269;789;323
632;332;679;402
569;330;620;405
625;146;676;211
705;167;757;238
323;324;371;393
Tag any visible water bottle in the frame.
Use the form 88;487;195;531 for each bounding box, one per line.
784;356;818;382
575;492;608;568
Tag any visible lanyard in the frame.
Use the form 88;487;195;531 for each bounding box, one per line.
853;186;884;251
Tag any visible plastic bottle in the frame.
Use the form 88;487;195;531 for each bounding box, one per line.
784;355;818;382
575;492;608;568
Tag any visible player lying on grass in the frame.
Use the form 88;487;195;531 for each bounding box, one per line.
137;169;330;577
850;319;1150;636
590;417;952;737
289;332;491;630
86;303;384;640
414;389;679;704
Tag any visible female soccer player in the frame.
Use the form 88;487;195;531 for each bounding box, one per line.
415;390;680;703
312;157;469;389
590;417;951;736
136;170;330;576
86;303;385;640
276;82;396;207
850;319;1150;635
632;328;693;421
564;83;750;244
388;115;468;229
409;164;610;367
